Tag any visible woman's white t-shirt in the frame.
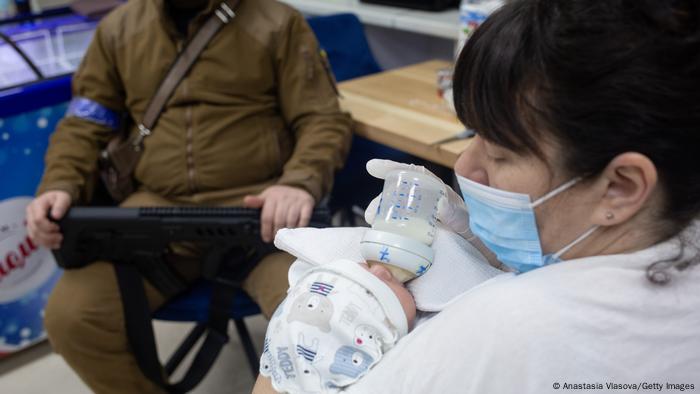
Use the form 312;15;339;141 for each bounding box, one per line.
345;224;700;394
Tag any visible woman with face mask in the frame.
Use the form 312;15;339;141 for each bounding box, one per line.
251;0;700;393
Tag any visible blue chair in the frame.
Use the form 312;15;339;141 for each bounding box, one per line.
307;13;418;225
306;13;381;81
153;281;262;378
153;13;392;383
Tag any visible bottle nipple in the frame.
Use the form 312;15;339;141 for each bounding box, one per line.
367;260;416;283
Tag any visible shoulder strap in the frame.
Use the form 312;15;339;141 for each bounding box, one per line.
133;0;240;146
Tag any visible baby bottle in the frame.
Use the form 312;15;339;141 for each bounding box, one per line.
360;169;444;282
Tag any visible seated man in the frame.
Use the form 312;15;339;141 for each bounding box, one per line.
24;0;351;393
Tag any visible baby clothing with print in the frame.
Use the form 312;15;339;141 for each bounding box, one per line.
260;226;508;393
259;259;408;394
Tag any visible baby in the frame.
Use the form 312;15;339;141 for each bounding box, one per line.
259;225;506;393
259;258;416;394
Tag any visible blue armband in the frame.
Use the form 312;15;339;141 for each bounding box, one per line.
66;97;122;130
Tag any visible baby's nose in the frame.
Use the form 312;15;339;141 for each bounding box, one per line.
369;263;394;282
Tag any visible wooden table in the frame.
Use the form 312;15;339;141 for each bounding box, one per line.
338;60;472;168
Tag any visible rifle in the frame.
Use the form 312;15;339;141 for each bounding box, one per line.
52;206;330;294
50;206;331;393
53;206;331;265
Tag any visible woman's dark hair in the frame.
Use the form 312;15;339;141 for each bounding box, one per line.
453;0;700;235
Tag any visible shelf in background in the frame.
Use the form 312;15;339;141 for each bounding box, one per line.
278;0;459;40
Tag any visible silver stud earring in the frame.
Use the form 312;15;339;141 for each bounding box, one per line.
605;212;615;220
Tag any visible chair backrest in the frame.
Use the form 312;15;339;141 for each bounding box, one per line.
306;13;381;82
307;14;412;217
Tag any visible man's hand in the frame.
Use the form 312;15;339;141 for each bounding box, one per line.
26;190;72;249
243;185;315;243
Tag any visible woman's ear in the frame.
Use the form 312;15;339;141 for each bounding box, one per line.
591;152;658;226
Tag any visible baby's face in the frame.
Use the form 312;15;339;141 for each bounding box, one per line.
361;263;417;328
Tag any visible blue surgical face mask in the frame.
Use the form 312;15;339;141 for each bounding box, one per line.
456;174;599;273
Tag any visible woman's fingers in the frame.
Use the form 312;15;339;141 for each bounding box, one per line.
437;195;470;236
364;195;382;225
366;159;441;181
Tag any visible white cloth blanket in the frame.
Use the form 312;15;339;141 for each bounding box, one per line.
274;225;507;311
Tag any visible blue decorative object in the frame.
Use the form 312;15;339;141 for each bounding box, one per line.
0;197;63;356
0;8;94;357
0;76;72;119
0;103;68;201
0;268;61;355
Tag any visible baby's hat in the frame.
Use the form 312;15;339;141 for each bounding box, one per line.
294;259;409;339
277;225;506;311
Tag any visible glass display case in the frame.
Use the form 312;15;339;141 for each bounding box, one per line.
0;12;96;89
0;9;97;358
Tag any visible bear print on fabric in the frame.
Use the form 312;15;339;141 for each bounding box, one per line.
287;279;336;332
329;346;374;379
295;333;324;392
353;324;383;350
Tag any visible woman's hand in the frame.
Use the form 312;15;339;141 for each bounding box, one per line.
363;159;470;237
363;159;505;270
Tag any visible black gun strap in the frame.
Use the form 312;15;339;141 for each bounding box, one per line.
114;263;168;389
171;281;235;393
114;263;237;393
135;257;189;300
